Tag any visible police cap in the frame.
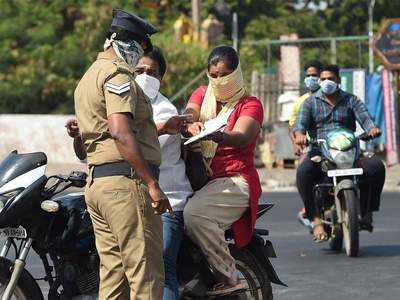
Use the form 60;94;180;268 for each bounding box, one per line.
110;9;158;40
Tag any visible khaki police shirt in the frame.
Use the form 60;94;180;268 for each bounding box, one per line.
74;52;161;167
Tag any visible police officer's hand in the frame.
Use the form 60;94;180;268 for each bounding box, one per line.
161;115;193;135
66;119;80;138
148;182;172;215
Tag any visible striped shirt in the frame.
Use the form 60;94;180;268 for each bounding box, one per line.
294;89;375;141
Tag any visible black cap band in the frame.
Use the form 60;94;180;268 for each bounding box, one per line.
110;9;158;40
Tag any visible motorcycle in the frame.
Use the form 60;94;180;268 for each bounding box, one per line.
309;128;378;257
0;150;285;299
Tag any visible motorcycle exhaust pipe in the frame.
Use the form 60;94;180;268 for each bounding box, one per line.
1;238;33;300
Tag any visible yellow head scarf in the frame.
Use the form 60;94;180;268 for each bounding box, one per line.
199;64;247;174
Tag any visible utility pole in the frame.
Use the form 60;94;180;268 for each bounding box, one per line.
368;0;376;74
191;0;201;42
330;38;337;64
232;12;238;51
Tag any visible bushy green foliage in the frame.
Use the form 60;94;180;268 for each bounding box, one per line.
0;0;398;113
152;32;207;103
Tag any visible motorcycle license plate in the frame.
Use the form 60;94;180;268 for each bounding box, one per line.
327;168;363;177
0;227;27;239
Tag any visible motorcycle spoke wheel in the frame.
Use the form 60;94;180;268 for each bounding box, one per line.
229;246;273;299
236;260;263;299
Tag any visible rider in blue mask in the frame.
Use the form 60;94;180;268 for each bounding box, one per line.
294;64;385;242
289;61;322;224
289;60;322;148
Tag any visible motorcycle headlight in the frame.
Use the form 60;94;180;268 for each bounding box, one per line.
0;190;21;212
329;148;356;169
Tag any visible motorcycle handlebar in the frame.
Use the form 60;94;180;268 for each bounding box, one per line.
309;131;382;145
43;171;87;199
47;171;87;188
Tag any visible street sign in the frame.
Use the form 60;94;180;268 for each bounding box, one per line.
339;69;366;101
374;19;400;70
339;69;367;149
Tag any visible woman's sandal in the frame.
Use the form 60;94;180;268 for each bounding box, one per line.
206;280;247;297
312;219;328;243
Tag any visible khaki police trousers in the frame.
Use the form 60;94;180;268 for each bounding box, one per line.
85;175;164;300
184;176;249;279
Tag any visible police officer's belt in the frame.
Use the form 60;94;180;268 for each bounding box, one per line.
92;161;159;180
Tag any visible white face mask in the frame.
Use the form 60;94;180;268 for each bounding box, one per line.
135;73;160;100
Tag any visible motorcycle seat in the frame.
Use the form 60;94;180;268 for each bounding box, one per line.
224;203;273;239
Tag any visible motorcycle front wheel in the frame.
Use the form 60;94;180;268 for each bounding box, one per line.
341;189;360;257
0;258;44;300
230;247;273;300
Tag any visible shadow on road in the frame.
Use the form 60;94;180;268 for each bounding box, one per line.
359;244;400;257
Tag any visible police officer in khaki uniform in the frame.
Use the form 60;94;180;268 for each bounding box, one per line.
74;9;176;300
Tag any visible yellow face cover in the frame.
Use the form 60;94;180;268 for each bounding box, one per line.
208;65;246;103
200;64;247;123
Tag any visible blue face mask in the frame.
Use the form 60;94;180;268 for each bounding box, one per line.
320;79;338;95
304;76;320;92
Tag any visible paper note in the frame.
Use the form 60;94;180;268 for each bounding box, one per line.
184;116;227;145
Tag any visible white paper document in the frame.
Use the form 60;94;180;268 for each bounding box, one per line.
184;116;227;145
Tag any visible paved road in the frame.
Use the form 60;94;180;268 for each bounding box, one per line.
259;192;400;300
5;192;400;299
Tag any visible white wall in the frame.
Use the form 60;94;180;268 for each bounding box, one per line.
0;114;83;165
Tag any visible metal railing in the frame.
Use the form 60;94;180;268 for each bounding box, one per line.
243;35;368;46
169;69;207;103
243;35;369;68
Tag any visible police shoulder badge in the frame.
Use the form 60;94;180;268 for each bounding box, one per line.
104;81;131;95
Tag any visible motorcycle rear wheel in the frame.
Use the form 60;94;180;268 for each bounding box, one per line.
230;247;273;300
341;189;360;257
0;258;44;300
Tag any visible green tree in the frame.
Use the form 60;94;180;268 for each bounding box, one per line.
0;0;398;113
